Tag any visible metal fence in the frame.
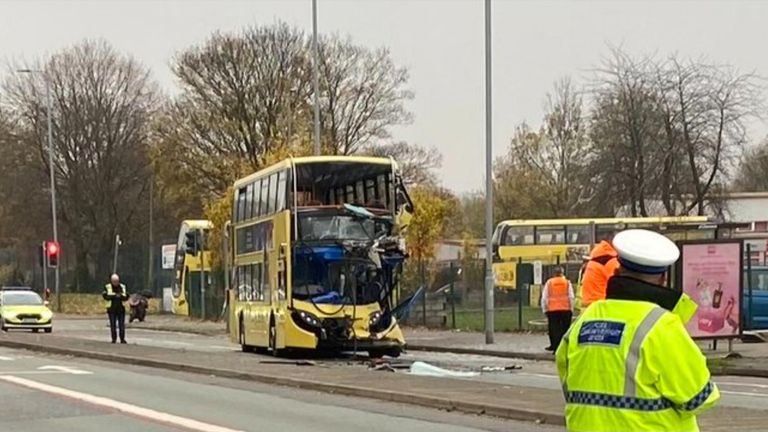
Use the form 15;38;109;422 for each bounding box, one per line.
400;258;583;332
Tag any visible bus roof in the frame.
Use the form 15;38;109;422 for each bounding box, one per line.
496;216;712;228
182;219;213;229
234;156;394;189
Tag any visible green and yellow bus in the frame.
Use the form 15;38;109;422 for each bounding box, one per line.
491;216;714;289
172;219;213;316
226;156;413;357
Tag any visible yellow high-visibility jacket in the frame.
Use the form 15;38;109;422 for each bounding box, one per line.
103;283;128;310
556;276;719;432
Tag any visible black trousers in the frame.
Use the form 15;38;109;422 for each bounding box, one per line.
546;310;573;350
107;308;126;342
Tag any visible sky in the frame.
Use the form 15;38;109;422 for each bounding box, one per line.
1;0;767;193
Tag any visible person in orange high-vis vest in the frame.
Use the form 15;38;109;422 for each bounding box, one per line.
542;267;574;351
580;236;620;308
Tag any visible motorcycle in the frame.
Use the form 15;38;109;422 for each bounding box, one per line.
128;291;153;323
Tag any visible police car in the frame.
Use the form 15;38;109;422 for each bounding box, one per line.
0;287;53;333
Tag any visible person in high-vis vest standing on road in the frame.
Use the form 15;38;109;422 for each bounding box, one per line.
541;267;574;352
556;229;719;432
103;273;129;344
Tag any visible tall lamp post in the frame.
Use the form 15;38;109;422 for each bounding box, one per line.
483;0;495;344
18;68;59;308
311;0;321;155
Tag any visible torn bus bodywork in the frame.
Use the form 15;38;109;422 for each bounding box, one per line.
288;205;408;357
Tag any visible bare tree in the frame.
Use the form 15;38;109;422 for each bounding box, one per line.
2;40;160;288
734;140;768;191
365;141;441;187
317;35;413;155
588;49;666;217
586;48;762;216
154;23;312;196
155;23;413;199
655;56;763;215
504;78;593;217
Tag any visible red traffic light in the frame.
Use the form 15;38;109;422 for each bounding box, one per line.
46;242;59;255
45;241;60;268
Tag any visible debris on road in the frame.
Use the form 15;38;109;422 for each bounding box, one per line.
259;360;317;366
480;365;522;372
409;361;479;378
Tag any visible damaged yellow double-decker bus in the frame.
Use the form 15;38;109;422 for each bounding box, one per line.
226;156;413;357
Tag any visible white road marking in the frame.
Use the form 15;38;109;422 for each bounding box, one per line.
0;371;89;376
37;365;92;375
0;376;244;432
0;356;14;361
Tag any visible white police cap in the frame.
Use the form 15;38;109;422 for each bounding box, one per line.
612;229;680;274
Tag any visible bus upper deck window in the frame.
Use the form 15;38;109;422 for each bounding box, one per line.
237;187;247;222
536;226;565;244
566;225;591;244
503;226;534;245
596;224;623;242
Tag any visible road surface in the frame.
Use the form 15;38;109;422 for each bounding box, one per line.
51;318;768;411
0;346;560;431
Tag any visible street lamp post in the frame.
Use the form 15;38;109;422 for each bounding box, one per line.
18;69;60;309
311;0;321;156
483;0;495;344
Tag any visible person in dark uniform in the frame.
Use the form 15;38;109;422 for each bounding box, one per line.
103;273;128;344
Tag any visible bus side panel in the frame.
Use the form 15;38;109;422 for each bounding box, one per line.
273;210;292;349
228;289;239;344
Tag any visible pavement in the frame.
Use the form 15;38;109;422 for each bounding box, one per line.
0;323;767;431
0;346;558;432
104;314;768;376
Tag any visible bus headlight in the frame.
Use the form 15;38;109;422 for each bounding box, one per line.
369;311;383;327
369;311;391;333
292;310;322;328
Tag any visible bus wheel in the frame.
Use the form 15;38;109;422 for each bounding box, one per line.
240;316;254;353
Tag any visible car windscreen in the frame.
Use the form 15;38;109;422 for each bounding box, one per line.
2;292;43;306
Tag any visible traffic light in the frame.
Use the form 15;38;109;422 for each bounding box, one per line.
184;231;199;255
45;241;60;268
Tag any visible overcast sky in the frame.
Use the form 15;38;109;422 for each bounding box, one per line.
2;0;767;193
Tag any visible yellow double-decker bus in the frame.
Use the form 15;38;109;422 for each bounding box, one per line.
172;219;213;316
226;156;413;357
491;216;714;290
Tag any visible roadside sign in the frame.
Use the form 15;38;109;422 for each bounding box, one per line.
533;261;542;285
161;244;176;270
675;239;743;340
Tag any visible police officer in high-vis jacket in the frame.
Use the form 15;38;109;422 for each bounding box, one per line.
103;273;129;344
556;229;719;432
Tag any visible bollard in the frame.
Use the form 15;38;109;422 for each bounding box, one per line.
450;261;456;329
518;284;524;331
747;243;753;331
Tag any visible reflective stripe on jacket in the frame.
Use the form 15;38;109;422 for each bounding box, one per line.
546;276;571;312
555;294;719;432
581;241;619;307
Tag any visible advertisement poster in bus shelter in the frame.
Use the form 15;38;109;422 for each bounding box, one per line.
677;240;743;340
161;244;176;270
